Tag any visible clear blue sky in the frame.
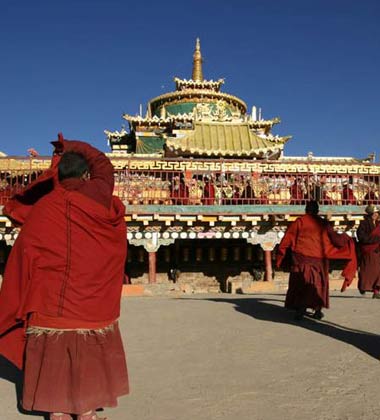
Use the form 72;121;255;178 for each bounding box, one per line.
1;0;379;159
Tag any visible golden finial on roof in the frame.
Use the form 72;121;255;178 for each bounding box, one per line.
192;38;204;82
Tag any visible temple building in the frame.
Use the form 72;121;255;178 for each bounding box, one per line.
105;38;290;160
1;39;379;294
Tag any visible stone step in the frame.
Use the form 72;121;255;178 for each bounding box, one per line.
123;277;359;296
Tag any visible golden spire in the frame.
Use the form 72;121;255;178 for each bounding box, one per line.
192;38;204;81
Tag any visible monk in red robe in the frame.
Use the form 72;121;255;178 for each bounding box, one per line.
290;177;305;205
342;177;357;204
171;174;189;205
356;204;380;298
0;135;129;420
202;176;216;205
363;187;377;204
276;200;357;320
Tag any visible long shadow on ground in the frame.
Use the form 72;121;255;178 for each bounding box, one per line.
204;296;380;360
0;355;49;419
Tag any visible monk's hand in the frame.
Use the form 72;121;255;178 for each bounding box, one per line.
51;132;65;155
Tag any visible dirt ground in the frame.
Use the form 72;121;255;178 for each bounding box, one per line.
1;290;380;420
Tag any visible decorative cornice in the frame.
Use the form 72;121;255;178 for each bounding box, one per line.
259;134;292;144
104;128;128;139
122;113;194;125
2;155;378;173
148;89;247;113
0;157;51;170
174;77;224;92
248;117;281;128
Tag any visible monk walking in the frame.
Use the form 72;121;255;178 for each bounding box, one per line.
0;134;129;420
356;204;380;298
276;200;356;320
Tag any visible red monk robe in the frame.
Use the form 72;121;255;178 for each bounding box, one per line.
276;206;357;318
202;178;216;205
290;179;305;204
356;211;380;296
342;184;357;205
0;137;129;415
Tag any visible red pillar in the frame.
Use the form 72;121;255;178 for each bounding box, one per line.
264;250;272;282
148;251;157;283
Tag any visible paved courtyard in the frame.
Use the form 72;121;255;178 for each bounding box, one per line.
1;290;380;420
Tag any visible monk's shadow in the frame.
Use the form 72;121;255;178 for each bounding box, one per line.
0;355;49;419
206;296;380;360
333;294;371;299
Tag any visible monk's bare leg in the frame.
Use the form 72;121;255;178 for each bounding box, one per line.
78;410;108;420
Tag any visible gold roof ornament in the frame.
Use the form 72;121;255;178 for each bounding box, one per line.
192;38;203;81
107;38;291;158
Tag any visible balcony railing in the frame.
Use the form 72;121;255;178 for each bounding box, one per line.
1;157;380;207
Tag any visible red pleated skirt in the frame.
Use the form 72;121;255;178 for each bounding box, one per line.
285;252;329;310
22;322;129;415
358;251;380;292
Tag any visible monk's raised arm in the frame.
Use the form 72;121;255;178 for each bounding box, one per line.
63;140;114;192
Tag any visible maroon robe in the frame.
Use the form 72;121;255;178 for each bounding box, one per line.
277;214;357;310
364;191;377;204
172;178;189;205
202;179;215;205
290;181;304;204
342;185;356;204
356;216;380;292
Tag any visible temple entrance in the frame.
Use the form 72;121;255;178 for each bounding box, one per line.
127;240;266;292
